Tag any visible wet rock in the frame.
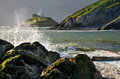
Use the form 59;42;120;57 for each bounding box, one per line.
40;54;102;79
0;41;60;79
0;71;8;79
0;39;14;62
14;41;60;65
92;56;120;61
0;49;46;79
72;54;102;79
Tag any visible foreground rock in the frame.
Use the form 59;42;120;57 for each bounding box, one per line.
0;39;14;61
0;41;60;79
40;54;103;79
0;40;103;79
52;0;120;30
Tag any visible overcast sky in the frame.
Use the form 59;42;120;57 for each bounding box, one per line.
0;0;98;25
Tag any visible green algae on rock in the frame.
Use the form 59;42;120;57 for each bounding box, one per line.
0;39;14;61
0;41;60;79
40;54;102;79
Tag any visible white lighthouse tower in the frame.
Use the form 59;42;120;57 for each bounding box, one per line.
39;9;44;17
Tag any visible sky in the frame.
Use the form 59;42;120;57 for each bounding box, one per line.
0;0;98;26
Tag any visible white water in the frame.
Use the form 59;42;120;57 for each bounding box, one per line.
0;9;52;50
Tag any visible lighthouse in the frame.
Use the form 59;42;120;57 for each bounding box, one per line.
39;9;44;17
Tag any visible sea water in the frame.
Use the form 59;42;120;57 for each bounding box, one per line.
0;26;120;78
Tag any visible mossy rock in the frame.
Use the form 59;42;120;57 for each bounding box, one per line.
0;39;14;61
41;58;73;79
0;49;21;71
41;69;65;79
0;71;8;79
72;54;96;79
41;54;102;79
14;41;60;65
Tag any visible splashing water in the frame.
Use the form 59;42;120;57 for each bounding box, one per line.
14;8;28;26
0;9;52;50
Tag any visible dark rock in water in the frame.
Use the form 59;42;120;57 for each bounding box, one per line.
52;0;120;30
40;54;102;79
0;40;103;79
0;39;14;61
0;41;60;79
92;56;120;61
72;54;102;79
14;41;60;65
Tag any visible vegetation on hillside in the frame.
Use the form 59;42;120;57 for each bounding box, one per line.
64;0;120;22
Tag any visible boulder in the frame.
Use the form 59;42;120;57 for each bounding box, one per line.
14;42;60;65
0;39;14;61
0;41;60;79
72;54;102;79
40;54;102;79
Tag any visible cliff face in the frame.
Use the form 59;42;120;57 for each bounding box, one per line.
101;16;120;30
54;0;120;30
26;14;58;27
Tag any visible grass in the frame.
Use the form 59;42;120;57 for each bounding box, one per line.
28;17;46;24
107;2;120;8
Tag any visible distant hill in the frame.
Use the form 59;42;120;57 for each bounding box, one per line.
25;14;58;27
52;0;120;30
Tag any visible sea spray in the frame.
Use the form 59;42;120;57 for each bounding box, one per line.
14;8;28;26
0;9;52;50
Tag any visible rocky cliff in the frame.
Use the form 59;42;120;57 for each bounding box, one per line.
25;14;58;27
52;0;120;30
101;16;120;30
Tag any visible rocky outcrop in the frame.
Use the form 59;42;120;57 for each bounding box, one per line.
14;42;60;65
25;14;58;27
0;39;104;79
40;54;103;79
0;39;14;61
0;41;60;79
52;0;120;30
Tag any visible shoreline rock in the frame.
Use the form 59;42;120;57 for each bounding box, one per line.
0;39;14;63
0;39;111;79
40;54;103;79
0;40;60;79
